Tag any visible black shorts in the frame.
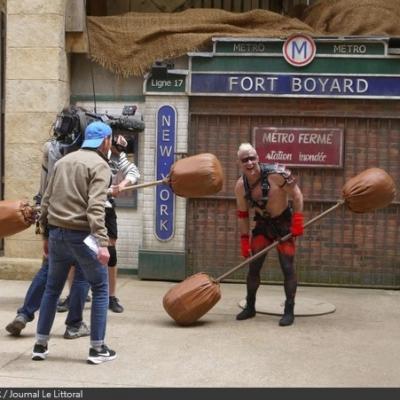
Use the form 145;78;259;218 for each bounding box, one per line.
105;206;118;240
252;206;292;240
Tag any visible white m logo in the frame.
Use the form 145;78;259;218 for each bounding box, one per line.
283;34;316;67
291;41;308;59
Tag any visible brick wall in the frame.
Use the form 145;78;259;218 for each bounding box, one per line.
187;97;400;287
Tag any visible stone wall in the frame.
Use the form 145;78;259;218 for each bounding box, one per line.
0;0;70;278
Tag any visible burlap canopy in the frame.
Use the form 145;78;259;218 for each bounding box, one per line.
303;0;400;36
86;0;400;78
87;8;315;77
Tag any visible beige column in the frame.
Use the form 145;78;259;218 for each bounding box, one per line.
0;0;69;278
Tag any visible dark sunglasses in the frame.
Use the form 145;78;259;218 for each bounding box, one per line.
241;156;257;163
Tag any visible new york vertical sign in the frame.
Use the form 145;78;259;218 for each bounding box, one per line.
155;105;176;241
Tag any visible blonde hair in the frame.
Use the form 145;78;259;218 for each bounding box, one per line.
237;142;256;157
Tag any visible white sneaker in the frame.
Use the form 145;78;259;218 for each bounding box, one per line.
32;343;48;361
87;344;117;365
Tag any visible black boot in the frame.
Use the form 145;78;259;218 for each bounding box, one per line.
279;300;295;326
236;295;256;320
109;296;124;313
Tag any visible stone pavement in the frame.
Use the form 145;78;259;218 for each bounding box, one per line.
0;277;399;388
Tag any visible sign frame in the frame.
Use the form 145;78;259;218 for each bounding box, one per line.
211;36;389;57
252;126;344;169
144;71;188;95
189;72;400;99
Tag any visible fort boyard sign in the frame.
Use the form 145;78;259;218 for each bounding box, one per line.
188;36;400;99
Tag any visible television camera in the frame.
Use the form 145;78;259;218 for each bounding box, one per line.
53;105;145;152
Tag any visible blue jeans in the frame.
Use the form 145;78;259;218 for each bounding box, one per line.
36;227;109;347
17;258;89;327
17;258;49;322
65;267;90;329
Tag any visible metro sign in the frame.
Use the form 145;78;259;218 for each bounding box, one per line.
283;34;316;67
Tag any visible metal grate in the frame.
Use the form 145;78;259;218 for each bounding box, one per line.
189;0;282;13
95;0;315;15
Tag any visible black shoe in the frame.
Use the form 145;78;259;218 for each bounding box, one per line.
236;307;256;321
279;300;295;326
32;343;48;361
109;296;124;313
57;296;69;313
6;315;27;336
64;322;90;339
87;344;117;365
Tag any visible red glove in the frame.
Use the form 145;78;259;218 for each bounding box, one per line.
291;212;304;237
240;234;251;258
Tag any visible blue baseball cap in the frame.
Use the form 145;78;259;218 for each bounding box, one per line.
81;121;112;149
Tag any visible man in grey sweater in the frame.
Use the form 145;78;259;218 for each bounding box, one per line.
33;121;116;365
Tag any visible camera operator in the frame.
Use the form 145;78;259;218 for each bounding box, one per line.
5;106;90;337
105;134;140;312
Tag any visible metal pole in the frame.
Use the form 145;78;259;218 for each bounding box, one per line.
118;178;168;192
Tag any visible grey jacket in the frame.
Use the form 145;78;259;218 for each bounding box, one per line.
40;149;111;246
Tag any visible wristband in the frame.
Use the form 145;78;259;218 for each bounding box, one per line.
291;212;304;237
240;234;251;258
237;210;249;219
